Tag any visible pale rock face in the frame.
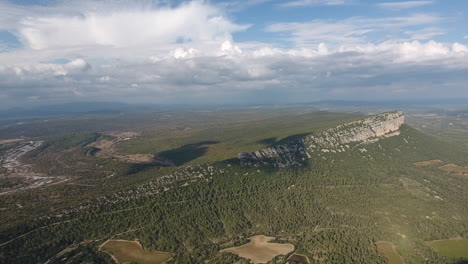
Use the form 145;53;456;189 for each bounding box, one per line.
238;111;405;167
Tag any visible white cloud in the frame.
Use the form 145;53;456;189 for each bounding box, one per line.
0;58;89;77
1;40;467;106
266;14;442;46
0;1;466;107
279;0;348;7
172;47;200;59
404;27;445;40
219;40;243;56
378;1;433;10
14;1;248;50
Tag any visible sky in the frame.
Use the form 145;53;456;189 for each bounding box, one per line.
0;0;467;108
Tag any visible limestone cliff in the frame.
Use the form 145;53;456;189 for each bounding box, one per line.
238;111;405;167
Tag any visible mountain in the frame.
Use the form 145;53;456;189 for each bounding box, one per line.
239;111;404;167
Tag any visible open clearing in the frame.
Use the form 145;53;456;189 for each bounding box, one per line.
375;241;404;264
115;154;155;163
399;177;431;197
439;163;468;176
220;235;294;264
0;138;23;145
100;239;173;264
413;160;444;166
426;239;468;259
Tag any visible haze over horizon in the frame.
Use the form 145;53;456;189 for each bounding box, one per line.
1;0;468;108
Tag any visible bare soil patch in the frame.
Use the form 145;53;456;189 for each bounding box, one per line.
0;139;24;145
413;160;443;167
220;235;294;264
439;163;468;176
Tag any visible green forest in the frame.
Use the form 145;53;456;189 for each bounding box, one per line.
0;110;467;264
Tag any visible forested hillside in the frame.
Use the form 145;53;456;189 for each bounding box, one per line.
1;111;467;264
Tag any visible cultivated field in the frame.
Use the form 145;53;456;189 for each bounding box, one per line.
426;239;468;259
375;241;404;264
100;239;173;264
220;235;294;263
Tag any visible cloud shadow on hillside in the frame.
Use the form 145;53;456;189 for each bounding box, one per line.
156;141;219;166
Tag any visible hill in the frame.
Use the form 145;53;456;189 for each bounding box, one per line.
0;110;467;264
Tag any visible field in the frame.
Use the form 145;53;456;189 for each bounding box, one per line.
406;107;468;148
100;240;173;264
426;239;468;259
220;235;294;263
375;241;404;264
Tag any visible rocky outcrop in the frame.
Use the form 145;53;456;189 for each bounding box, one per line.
238;139;307;167
238;111;404;167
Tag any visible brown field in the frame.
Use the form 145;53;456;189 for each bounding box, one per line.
99;239;173;264
439;163;468;176
375;241;404;264
220;235;294;264
0;139;23;145
413;160;444;167
288;253;311;264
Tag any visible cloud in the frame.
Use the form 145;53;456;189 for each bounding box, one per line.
0;1;466;107
1;40;468;107
13;1;248;50
266;14;442;46
404;27;445;40
0;58;89;77
378;1;433;10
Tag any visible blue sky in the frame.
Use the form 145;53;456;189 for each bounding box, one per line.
0;0;467;108
229;0;468;44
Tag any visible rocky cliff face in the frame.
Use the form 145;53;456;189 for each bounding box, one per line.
238;111;405;167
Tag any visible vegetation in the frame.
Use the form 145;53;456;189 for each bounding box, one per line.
0;108;467;264
375;241;404;264
427;239;468;260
